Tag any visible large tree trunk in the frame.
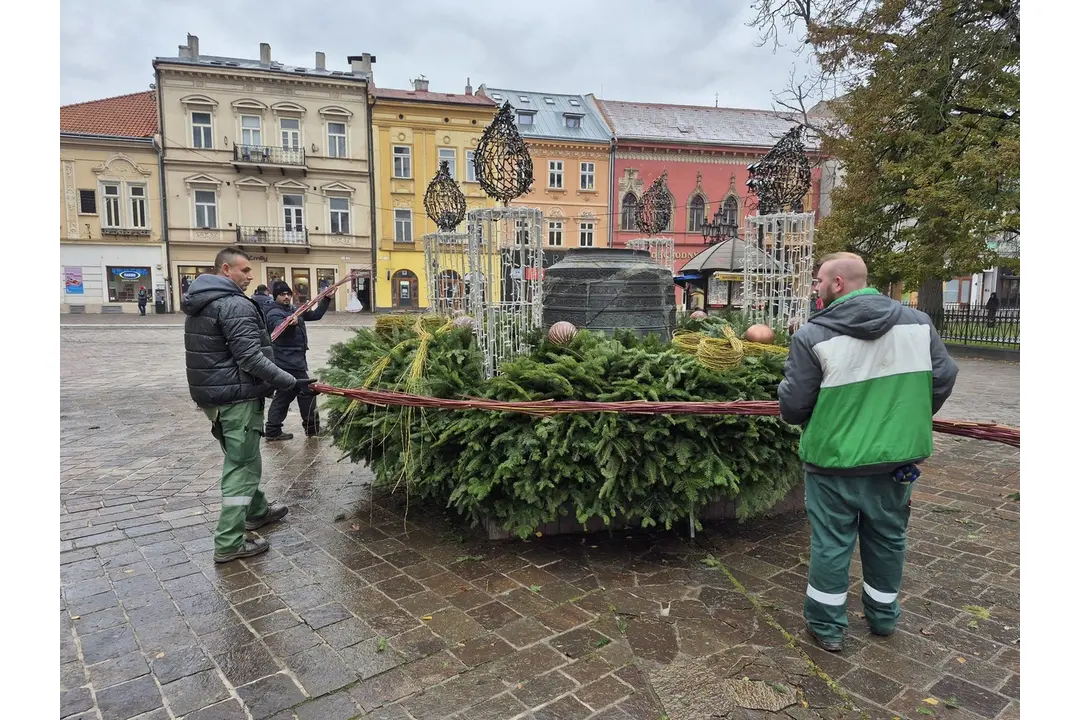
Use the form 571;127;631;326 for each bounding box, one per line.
916;278;944;313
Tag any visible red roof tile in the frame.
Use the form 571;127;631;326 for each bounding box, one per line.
374;87;495;106
60;91;158;138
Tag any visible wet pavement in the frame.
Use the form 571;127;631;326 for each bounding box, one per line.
60;325;1020;719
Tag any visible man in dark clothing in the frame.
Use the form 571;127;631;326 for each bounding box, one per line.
985;291;1000;328
263;280;330;440
252;284;275;315
182;247;315;563
779;252;958;652
137;286;149;316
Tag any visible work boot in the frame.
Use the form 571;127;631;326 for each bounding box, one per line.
869;625;895;638
245;503;289;531
213;538;270;564
264;432;294;442
805;621;843;652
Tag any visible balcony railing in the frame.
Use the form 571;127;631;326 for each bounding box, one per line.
236;225;309;246
232;144;306;166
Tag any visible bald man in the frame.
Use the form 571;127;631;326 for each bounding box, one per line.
778;252;958;652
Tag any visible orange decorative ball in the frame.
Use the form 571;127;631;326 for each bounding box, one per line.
548;321;578;345
690;310;708;320
744;324;776;344
452;315;473;328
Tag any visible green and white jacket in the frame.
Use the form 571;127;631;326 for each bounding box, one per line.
778;289;959;476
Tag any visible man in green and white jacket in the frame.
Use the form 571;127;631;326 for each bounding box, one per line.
779;252;958;652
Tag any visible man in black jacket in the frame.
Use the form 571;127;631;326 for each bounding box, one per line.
252;284;275;315
182;247;314;563
263;280;330;440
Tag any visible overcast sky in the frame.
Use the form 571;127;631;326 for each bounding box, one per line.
60;0;812;109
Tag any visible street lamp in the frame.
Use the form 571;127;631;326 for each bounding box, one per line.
700;206;740;307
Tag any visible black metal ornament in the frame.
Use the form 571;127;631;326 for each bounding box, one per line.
635;171;674;235
424;160;467;232
746;125;811;213
474;102;534;204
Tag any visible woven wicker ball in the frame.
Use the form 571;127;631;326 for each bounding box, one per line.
451;315;473;328
690;310;708;320
548;321;578;346
744;324;776;344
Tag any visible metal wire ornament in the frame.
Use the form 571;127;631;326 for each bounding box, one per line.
424;160;467;232
474;102;534;204
635;171;674;235
746;125;812;213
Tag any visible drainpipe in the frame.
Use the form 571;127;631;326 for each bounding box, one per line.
366;89;379;312
607;137;616;247
154;66;174;311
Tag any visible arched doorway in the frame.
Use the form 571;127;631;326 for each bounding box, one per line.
391;269;418;308
438;269;465;312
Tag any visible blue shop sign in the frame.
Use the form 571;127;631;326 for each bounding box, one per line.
111;267;149;280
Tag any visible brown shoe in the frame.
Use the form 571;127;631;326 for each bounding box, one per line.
213;538;270;563
264;432;294;442
805;621;843;652
245;503;289;531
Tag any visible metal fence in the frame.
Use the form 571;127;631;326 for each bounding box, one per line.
918;305;1020;348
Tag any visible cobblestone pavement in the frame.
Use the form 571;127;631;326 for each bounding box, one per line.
60;326;1020;720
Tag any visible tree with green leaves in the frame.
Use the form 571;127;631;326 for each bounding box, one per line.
751;0;1019;310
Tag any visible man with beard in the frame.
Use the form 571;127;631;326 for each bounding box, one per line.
778;252;958;652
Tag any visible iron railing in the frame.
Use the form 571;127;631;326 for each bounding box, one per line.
922;305;1020;348
236;225;309;246
232;145;306;166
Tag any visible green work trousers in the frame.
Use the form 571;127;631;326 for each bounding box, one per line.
204;399;270;555
803;470;914;643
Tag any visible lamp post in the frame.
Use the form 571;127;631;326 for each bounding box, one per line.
701;206;740;307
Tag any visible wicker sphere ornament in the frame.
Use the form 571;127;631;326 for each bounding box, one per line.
474;102;534;204
547;321;578;346
424;160;467;232
744;324;776;344
690;310;708;320
746;125;812;214
635;171;674;236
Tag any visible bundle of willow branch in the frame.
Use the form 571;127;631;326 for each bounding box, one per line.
309;384;1020;447
270;272;358;341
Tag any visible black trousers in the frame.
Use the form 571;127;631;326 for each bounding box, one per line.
265;369;319;436
138;302;147;316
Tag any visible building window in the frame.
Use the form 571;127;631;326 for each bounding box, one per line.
620;193;637;230
194;190;217;228
515;219;529;244
721;196;738;228
78;189;96;214
240;115;262;146
466;150;477;182
688;195;706;233
548;220;563;247
518;111;534;126
438;148;457;179
192;111;213;149
106;266;152;302
282;194;304;235
564;114;582;129
580;162;595;191
280;117;300;150
101;184;122;228
129;185;148;229
328;121;347;158
393;146;411;178
664;191;675;231
394;209;413;243
329;197;350;234
548;160;564;189
579;222;594;247
179;265;216;295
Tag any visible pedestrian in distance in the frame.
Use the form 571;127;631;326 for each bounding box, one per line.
263;280;331;441
182;247;316;563
778;252;959;652
137;286;149;316
252;283;275;316
985;291;1000;328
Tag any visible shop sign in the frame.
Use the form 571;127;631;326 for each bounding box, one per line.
111;267;148;280
248;255;268;262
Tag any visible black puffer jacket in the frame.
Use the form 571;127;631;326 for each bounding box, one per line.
252;291;276;316
182;274;296;408
264;297;330;371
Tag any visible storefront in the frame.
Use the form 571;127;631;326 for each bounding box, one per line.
171;247;372;313
60;244;167;313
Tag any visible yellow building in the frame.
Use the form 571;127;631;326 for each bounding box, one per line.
154;34;377;311
371;78;498;310
60;91;166;313
476;87;613;251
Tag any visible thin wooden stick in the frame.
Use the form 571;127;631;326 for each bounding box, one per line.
271;272;358;341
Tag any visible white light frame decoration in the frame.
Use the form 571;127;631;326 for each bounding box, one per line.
626;236;675;274
742;212;815;327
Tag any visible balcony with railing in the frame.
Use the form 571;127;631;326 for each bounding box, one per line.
236;225;309;250
231;145;307;173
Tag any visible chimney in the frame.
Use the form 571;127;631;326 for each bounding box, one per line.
412;76;429;92
187;34;199;59
178;44;191;59
259;43;271;65
465;77;472;96
315;52;326;70
348;52;376;75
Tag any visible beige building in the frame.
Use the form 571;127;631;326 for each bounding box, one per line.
60;91;166;313
154;34;376;311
